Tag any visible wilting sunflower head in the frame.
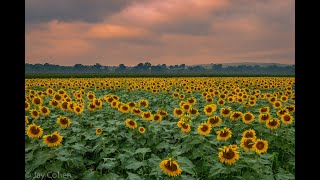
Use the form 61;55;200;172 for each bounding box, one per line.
138;126;146;134
197;122;212;135
242;112;255;124
216;127;232;141
141;111;154;121
281;114;294;124
258;113;271;123
26;123;43;139
220;107;232;118
242;129;257;140
240;138;256;151
259;106;270;114
207;115;222;127
39;106;50;116
96;128;103;135
43;131;63;147
253;139;268;154
57;116;71;128
173;108;184;117
30;109;40;120
125;119;138;129
203;104;217;116
159;158;182;177
266;118;280;130
218;146;240;165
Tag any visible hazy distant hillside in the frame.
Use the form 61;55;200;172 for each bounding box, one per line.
191;62;294;68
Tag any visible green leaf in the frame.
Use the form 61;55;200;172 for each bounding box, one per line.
83;170;99;180
135;148;151;155
177;156;195;175
125;161;146;170
156;142;170;149
147;154;161;166
126;172;141;180
208;163;227;177
260;174;275;180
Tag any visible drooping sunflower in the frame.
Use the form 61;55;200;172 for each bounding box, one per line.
43;131;63;147
125;119;138;129
259;106;270;114
188;108;199;116
138;126;146;134
157;109;168;117
153;114;163;122
173;108;184;117
25;101;30;111
203;104;217;116
230;112;243;121
141;111;154;121
57;116;71;128
197;122;212;135
281;114;294;124
139;100;149;107
119;104;130;113
242;112;255;124
266;118;280;130
220;107;232;118
39;106;50;116
32;96;42;106
240;138;256;151
273;101;282;109
96;128;103;135
159;158;182;177
253;139;268;154
26;123;43;139
258;113;271;123
216;127;232;141
207;115;222;127
30;109;40;120
218;146;240;165
242;129;257;140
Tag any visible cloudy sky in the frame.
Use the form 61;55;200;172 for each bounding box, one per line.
25;0;295;66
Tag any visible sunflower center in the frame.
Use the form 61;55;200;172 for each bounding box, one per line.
223;109;230;114
223;149;235;159
34;98;41;104
41;108;47;113
97;129;101;133
88;95;93;99
30;126;40;135
261;114;269;120
275;103;280;107
129;120;135;126
184;105;190;109
165;161;178;171
188;99;194;103
129;102;135;106
256;142;265;150
233;113;241;118
244;114;252;121
141;102;146;106
244;139;253;148
209;117;219;124
52;101;58;106
206;107;212;113
32;111;38;116
62;102;68;109
190;109;197;114
144;113;150;118
60;118;69;125
108;98;114;103
287;107;294;112
90;104;95;108
181;123;188;129
201;125;209;132
245;132;253;138
47;135;58;143
154;116;160;120
160;111;166;116
220;130;229;137
25;102;29;108
122;106;128;111
55;95;61;100
95;101;101;106
75;107;80;112
268;120;277;126
283;115;290;121
140;128;144;132
176;110;182;115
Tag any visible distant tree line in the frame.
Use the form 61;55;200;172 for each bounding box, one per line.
25;62;295;75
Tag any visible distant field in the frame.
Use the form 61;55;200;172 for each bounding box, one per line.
25;77;295;179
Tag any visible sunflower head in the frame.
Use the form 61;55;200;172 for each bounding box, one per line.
242;129;256;140
230;112;243;121
281;114;294;124
220;107;232;118
173;108;184;117
141;112;154;121
159;158;182;177
119;104;130;113
242;112;255;124
39;106;50;116
157;109;168;117
32;96;42;106
207;115;222;127
216;127;232;141
125;119;138;129
203;104;217;116
258;113;271;123
26;123;43;139
153;114;163;122
96;128;103;135
57;116;71;128
240;138;256;151
139;100;149;107
218;146;240;165
25;101;30;111
197;122;212;135
266;118;280;130
138;126;146;134
188;108;199;116
30;109;40;120
43;132;63;147
253;139;268;154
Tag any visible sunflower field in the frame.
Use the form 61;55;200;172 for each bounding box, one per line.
25;77;295;179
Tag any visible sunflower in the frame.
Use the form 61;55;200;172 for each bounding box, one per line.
258;113;271;123
285;105;295;113
227;96;234;103
240;138;256;151
88;102;96;111
276;108;289;117
25;101;30;111
32;96;42;106
216;127;232;141
25;116;29;125
157;109;168;117
281;114;294;124
242;112;255;124
182;103;191;112
127;102;136;109
280;95;288;102
259;106;270;114
230;112;243;121
187;97;197;105
39;106;50;116
50;99;60;108
266;118;280;130
203;104;217;116
253;139;268;154
179;94;185;99
206;98;214;103
197;122;212;135
96;128;103;135
94;98;103;108
139;100;149;107
119;104;130;113
26;123;43;139
57;116;71;128
178;121;191;133
87;92;95;101
125;119;138;129
248;100;256;107
43;131;63;147
74;105;83;115
220;107;232;118
53;93;63;102
273;101;282;109
217;99;225;106
30;109;40;120
173;108;184;117
188;108;199;116
159;158;182;177
207;115;222;127
141;112;154;121
60;101;69;111
153;114;163;122
111;100;119;108
218;146;240;165
46;88;54;95
242;129;257;140
172;93;179;98
138;126;146;134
